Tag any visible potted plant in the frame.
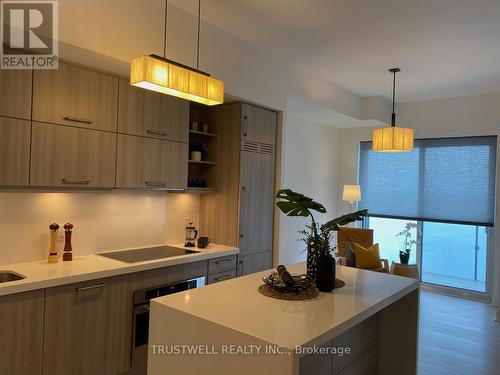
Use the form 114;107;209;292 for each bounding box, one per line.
275;189;368;292
396;222;419;264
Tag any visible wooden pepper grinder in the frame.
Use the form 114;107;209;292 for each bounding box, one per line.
48;223;59;263
63;223;74;261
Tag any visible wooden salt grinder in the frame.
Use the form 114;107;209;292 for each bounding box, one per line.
48;223;59;263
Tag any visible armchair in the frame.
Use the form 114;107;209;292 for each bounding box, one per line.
336;227;389;273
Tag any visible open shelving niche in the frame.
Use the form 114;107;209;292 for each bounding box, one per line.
188;103;217;192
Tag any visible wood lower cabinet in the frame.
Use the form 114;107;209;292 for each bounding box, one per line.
207;255;237;284
0;290;44;375
30;122;116;188
237;252;272;277
0;117;30;186
0;69;32;119
116;134;188;189
43;276;130;375
239;150;275;256
0;261;215;374
207;270;237;284
118;79;189;143
241;103;277;145
33;62;118;132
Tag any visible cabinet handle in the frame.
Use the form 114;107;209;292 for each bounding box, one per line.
147;129;168;137
215;259;232;265
243;116;248;137
62;178;91;185
214;274;233;282
76;283;107;292
63;116;93;125
144;181;166;187
239;186;246;238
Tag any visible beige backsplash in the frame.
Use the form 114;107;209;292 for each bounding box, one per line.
0;190;200;265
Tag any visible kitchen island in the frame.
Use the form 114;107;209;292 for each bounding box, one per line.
148;263;419;375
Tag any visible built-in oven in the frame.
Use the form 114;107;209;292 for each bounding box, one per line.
132;276;205;367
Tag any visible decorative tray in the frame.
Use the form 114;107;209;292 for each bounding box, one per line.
258;272;319;300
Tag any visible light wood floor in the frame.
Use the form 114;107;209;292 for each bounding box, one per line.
419;291;500;375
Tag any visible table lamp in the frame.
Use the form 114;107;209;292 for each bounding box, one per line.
342;185;361;213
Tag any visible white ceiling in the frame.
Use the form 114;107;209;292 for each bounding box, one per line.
174;0;500;102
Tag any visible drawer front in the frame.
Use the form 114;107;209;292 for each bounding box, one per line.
207;270;237;284
208;255;237;275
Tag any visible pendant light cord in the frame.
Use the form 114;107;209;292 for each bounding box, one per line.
392;70;396;117
162;0;202;70
389;68;400;127
196;0;201;70
163;0;168;58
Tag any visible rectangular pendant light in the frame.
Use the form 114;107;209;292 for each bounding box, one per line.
130;55;224;106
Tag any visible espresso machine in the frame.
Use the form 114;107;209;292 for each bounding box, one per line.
184;222;198;247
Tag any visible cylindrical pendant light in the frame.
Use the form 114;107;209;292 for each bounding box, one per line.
372;68;413;152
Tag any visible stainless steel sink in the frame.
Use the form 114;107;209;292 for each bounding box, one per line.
97;245;200;263
0;271;25;283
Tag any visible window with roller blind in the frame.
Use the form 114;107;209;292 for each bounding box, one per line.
358;136;497;294
358;136;496;226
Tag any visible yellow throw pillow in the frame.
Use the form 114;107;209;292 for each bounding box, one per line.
350;242;381;270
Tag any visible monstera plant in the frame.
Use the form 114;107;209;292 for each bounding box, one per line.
276;189;368;280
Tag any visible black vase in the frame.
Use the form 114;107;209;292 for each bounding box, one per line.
316;256;336;292
399;251;410;264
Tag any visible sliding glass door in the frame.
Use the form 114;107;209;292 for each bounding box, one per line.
366;217;490;295
420;222;488;293
358;136;496;299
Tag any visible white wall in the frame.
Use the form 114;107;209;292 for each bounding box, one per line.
278;113;338;265
0;191;199;265
336;93;500;307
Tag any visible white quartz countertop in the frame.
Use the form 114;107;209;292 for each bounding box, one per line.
0;243;238;297
152;263;418;350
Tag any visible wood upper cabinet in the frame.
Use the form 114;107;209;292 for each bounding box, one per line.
241;103;277;145
0;290;44;375
0;117;30;186
118;79;189;143
30;122;116;188
0;69;32;119
33;62;118;131
42;276;130;375
238;150;275;256
116;134;188;189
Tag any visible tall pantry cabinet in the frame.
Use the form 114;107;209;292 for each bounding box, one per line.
200;103;277;276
